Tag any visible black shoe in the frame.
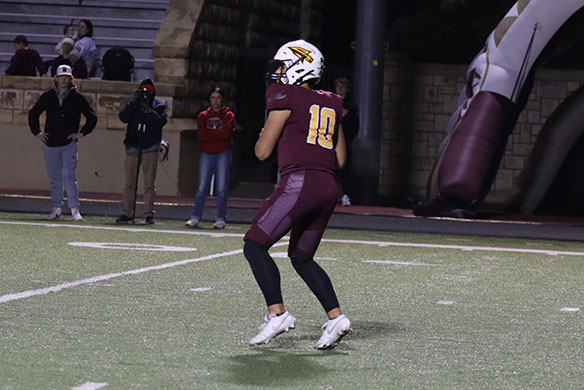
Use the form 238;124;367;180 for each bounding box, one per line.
448;208;477;219
115;215;132;224
145;216;155;225
413;196;476;219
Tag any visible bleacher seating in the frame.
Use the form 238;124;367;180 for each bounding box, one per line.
0;0;169;81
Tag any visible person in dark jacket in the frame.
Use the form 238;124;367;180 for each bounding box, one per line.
334;77;359;207
115;79;168;225
28;64;97;221
5;35;45;76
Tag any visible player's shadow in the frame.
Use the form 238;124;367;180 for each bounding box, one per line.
222;321;403;387
299;320;406;346
223;346;335;387
349;320;406;340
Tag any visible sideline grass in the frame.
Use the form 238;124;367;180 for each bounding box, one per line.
1;212;583;389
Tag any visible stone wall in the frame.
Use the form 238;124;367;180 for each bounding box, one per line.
0;0;327;202
0;76;196;197
151;0;325;188
380;52;584;207
153;0;320;115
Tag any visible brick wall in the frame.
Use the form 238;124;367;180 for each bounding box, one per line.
380;52;584;206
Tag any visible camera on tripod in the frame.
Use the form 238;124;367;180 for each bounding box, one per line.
134;88;152;113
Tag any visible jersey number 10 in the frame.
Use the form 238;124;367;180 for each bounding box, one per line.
307;104;336;150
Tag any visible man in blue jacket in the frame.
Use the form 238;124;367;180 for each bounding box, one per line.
28;64;97;221
116;79;168;225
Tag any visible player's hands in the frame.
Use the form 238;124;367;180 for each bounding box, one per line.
36;131;48;143
67;133;83;141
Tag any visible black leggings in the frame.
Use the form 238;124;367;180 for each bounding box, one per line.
244;240;339;312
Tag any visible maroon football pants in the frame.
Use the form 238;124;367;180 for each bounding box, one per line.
244;169;337;258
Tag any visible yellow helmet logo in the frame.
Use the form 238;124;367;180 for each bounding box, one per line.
288;46;314;63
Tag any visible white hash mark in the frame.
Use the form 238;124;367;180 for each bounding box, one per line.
72;382;108;390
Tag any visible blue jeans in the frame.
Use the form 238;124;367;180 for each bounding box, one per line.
42;142;80;209
192;149;231;221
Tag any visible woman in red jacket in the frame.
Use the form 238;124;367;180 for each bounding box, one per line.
185;87;235;229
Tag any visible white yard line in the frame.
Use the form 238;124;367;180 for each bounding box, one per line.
363;260;436;266
0;241;289;304
0;248;241;304
67;242;198;251
320;238;584;257
0;220;245;238
2;220;584;256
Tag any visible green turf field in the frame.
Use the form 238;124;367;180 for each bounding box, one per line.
1;212;583;389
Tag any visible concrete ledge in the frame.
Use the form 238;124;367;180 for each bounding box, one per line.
0;74;198;197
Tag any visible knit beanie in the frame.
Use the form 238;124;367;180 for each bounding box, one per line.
139;78;155;93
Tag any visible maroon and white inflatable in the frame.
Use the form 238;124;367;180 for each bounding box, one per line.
423;0;584;214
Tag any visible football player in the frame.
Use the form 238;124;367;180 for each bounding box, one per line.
243;39;351;349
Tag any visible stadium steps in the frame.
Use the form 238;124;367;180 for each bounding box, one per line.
0;0;169;81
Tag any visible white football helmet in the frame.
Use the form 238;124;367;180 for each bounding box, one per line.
266;39;325;86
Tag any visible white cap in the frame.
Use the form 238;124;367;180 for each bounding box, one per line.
60;37;75;47
56;64;73;77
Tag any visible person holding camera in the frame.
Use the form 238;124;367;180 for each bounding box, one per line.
115;79;168;225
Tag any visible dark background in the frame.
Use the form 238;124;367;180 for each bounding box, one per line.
321;0;584;70
236;0;584;184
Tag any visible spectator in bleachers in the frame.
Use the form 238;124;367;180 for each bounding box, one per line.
5;35;46;77
51;37;88;79
55;24;78;55
70;20;98;75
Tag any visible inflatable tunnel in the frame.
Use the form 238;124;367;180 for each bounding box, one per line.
415;0;584;217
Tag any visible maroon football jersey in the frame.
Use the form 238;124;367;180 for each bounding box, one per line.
266;83;343;175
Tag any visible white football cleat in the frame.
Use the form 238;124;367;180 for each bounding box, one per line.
249;311;296;346
45;207;62;220
212;220;225;229
71;207;83;221
185;217;199;228
316;314;351;349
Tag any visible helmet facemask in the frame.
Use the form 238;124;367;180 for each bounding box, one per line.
265;59;288;85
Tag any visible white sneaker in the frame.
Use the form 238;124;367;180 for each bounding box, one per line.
341;194;351;207
213;220;225;229
316;314;351;349
71;207;83;221
249;311;296;345
45;207;62;220
185;217;199;228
